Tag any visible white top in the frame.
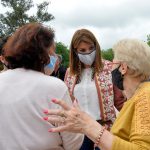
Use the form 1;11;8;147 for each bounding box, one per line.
0;68;83;150
74;68;101;120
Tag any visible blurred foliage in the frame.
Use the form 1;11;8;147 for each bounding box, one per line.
1;34;150;71
101;48;114;61
0;0;54;36
147;34;150;46
56;42;69;67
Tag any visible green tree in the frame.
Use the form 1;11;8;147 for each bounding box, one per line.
101;48;114;61
0;0;54;36
56;42;69;67
147;34;150;46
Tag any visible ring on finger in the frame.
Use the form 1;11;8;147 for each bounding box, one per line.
60;110;67;118
60;117;66;124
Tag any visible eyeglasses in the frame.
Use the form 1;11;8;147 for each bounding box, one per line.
108;62;122;71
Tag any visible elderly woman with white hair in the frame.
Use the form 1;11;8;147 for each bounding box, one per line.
44;39;150;150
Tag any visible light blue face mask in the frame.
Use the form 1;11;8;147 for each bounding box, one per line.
45;55;57;71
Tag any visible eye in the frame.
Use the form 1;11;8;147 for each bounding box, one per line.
89;46;95;51
78;49;86;53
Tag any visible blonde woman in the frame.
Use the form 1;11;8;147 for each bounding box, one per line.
44;39;150;150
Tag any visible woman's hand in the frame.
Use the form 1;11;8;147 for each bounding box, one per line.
43;99;96;134
44;99;114;150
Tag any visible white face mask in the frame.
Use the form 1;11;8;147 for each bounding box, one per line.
78;50;96;66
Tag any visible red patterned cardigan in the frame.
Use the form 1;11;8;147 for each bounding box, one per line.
64;60;125;129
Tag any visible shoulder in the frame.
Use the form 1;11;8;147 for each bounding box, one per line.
103;59;111;64
65;67;70;74
134;82;150;102
102;59;112;71
20;69;68;94
64;67;71;80
42;75;67;90
133;82;150;115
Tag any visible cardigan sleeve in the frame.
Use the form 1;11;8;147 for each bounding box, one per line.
112;136;149;150
112;91;150;150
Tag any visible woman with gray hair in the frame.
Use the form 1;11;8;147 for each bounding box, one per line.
44;39;150;150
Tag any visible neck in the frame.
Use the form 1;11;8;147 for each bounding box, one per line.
84;64;91;68
123;76;142;99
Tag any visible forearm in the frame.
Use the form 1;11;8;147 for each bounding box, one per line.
83;121;114;150
83;121;148;150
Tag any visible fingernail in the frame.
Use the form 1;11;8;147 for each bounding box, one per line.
51;99;57;103
43;109;48;114
48;129;53;132
43;117;48;121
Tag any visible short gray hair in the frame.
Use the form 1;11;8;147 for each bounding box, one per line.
113;39;150;78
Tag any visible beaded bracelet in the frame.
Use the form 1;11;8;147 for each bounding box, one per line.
94;126;106;148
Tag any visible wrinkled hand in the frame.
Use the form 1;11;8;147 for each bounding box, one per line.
44;99;94;133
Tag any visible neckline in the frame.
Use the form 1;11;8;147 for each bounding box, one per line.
131;81;150;97
83;67;92;70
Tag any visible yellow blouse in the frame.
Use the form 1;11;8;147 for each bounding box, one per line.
111;82;150;150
